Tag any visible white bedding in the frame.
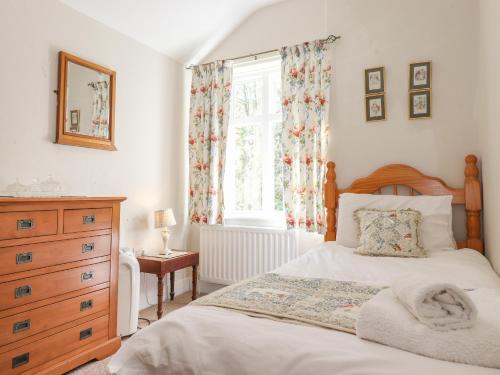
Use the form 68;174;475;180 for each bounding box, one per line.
109;242;500;375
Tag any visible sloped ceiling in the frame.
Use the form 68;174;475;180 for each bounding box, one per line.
61;0;286;65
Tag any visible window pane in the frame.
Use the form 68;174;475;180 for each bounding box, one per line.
234;124;262;210
225;57;284;226
273;121;284;211
232;79;263;119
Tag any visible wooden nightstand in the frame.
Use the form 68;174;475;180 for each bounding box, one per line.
137;251;199;320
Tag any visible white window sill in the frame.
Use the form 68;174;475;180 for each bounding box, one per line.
224;211;285;229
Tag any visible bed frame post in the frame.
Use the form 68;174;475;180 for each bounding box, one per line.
464;155;483;253
324;162;337;241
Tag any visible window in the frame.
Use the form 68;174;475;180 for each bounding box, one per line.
224;57;284;227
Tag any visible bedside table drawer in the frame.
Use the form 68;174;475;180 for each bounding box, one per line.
0;211;58;241
0;235;111;276
0;288;109;346
63;208;112;233
0;262;110;311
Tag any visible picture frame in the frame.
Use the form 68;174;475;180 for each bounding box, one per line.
409;90;431;119
365;94;386;122
365;67;385;95
69;109;80;132
409;61;431;90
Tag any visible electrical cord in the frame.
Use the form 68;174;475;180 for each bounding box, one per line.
143;273;156;306
143;272;169;306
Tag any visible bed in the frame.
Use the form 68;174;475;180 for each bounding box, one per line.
108;155;500;375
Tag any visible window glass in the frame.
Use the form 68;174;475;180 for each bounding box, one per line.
224;57;284;227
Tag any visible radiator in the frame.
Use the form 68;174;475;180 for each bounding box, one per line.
200;226;298;285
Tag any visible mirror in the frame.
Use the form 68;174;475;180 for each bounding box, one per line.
56;52;116;150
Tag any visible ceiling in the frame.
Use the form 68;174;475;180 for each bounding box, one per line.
61;0;285;65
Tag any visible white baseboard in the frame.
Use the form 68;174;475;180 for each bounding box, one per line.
139;274;192;311
174;276;192;295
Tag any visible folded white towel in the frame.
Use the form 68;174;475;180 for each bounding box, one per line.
356;288;500;368
391;277;477;331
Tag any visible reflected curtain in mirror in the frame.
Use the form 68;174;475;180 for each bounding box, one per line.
90;81;110;139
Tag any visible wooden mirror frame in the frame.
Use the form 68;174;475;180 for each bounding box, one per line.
56;51;117;151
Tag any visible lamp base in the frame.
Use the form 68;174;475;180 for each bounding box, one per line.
159;229;172;256
158;248;174;256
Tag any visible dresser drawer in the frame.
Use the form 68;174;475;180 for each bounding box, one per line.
0;262;110;311
0;315;108;374
0;211;57;241
0;235;111;276
0;288;109;346
63;208;112;233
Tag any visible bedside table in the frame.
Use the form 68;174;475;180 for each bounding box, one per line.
137;251;199;320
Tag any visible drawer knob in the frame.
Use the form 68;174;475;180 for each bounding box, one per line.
81;271;95;282
13;319;31;334
15;285;32;299
82;243;95;253
80;299;94;311
16;252;33;264
12;352;29;368
17;219;34;230
79;327;93;340
82;215;96;225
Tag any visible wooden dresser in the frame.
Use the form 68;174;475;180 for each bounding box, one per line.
0;197;126;374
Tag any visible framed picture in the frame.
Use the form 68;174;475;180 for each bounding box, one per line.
409;61;431;90
365;94;386;122
70;109;80;132
365;67;385;95
409;90;431;119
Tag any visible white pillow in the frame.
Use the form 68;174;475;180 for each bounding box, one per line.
336;193;455;251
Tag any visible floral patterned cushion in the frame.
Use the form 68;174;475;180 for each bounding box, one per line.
354;208;426;257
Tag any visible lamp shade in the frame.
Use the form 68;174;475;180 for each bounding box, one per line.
154;208;176;228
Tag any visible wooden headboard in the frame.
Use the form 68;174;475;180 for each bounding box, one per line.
324;155;483;253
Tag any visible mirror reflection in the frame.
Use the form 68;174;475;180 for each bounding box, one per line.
65;62;111;139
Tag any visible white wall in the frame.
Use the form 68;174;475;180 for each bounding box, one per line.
206;0;479;186
477;0;500;273
0;0;189;309
197;0;480;254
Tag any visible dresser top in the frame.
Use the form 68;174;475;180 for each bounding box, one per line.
0;196;127;203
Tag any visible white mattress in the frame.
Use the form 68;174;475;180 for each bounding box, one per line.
108;242;500;375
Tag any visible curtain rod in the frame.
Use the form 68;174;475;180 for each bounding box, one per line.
185;34;341;70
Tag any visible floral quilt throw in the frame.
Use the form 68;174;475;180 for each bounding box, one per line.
191;273;382;334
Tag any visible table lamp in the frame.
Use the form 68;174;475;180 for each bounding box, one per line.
154;208;176;255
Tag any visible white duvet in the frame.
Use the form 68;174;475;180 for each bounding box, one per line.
108;242;500;375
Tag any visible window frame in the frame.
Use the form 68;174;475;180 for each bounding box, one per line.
224;57;284;228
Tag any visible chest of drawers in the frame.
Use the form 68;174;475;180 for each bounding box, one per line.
0;197;125;374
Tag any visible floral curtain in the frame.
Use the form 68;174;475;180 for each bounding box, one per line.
281;40;332;233
188;61;233;224
91;81;110;139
